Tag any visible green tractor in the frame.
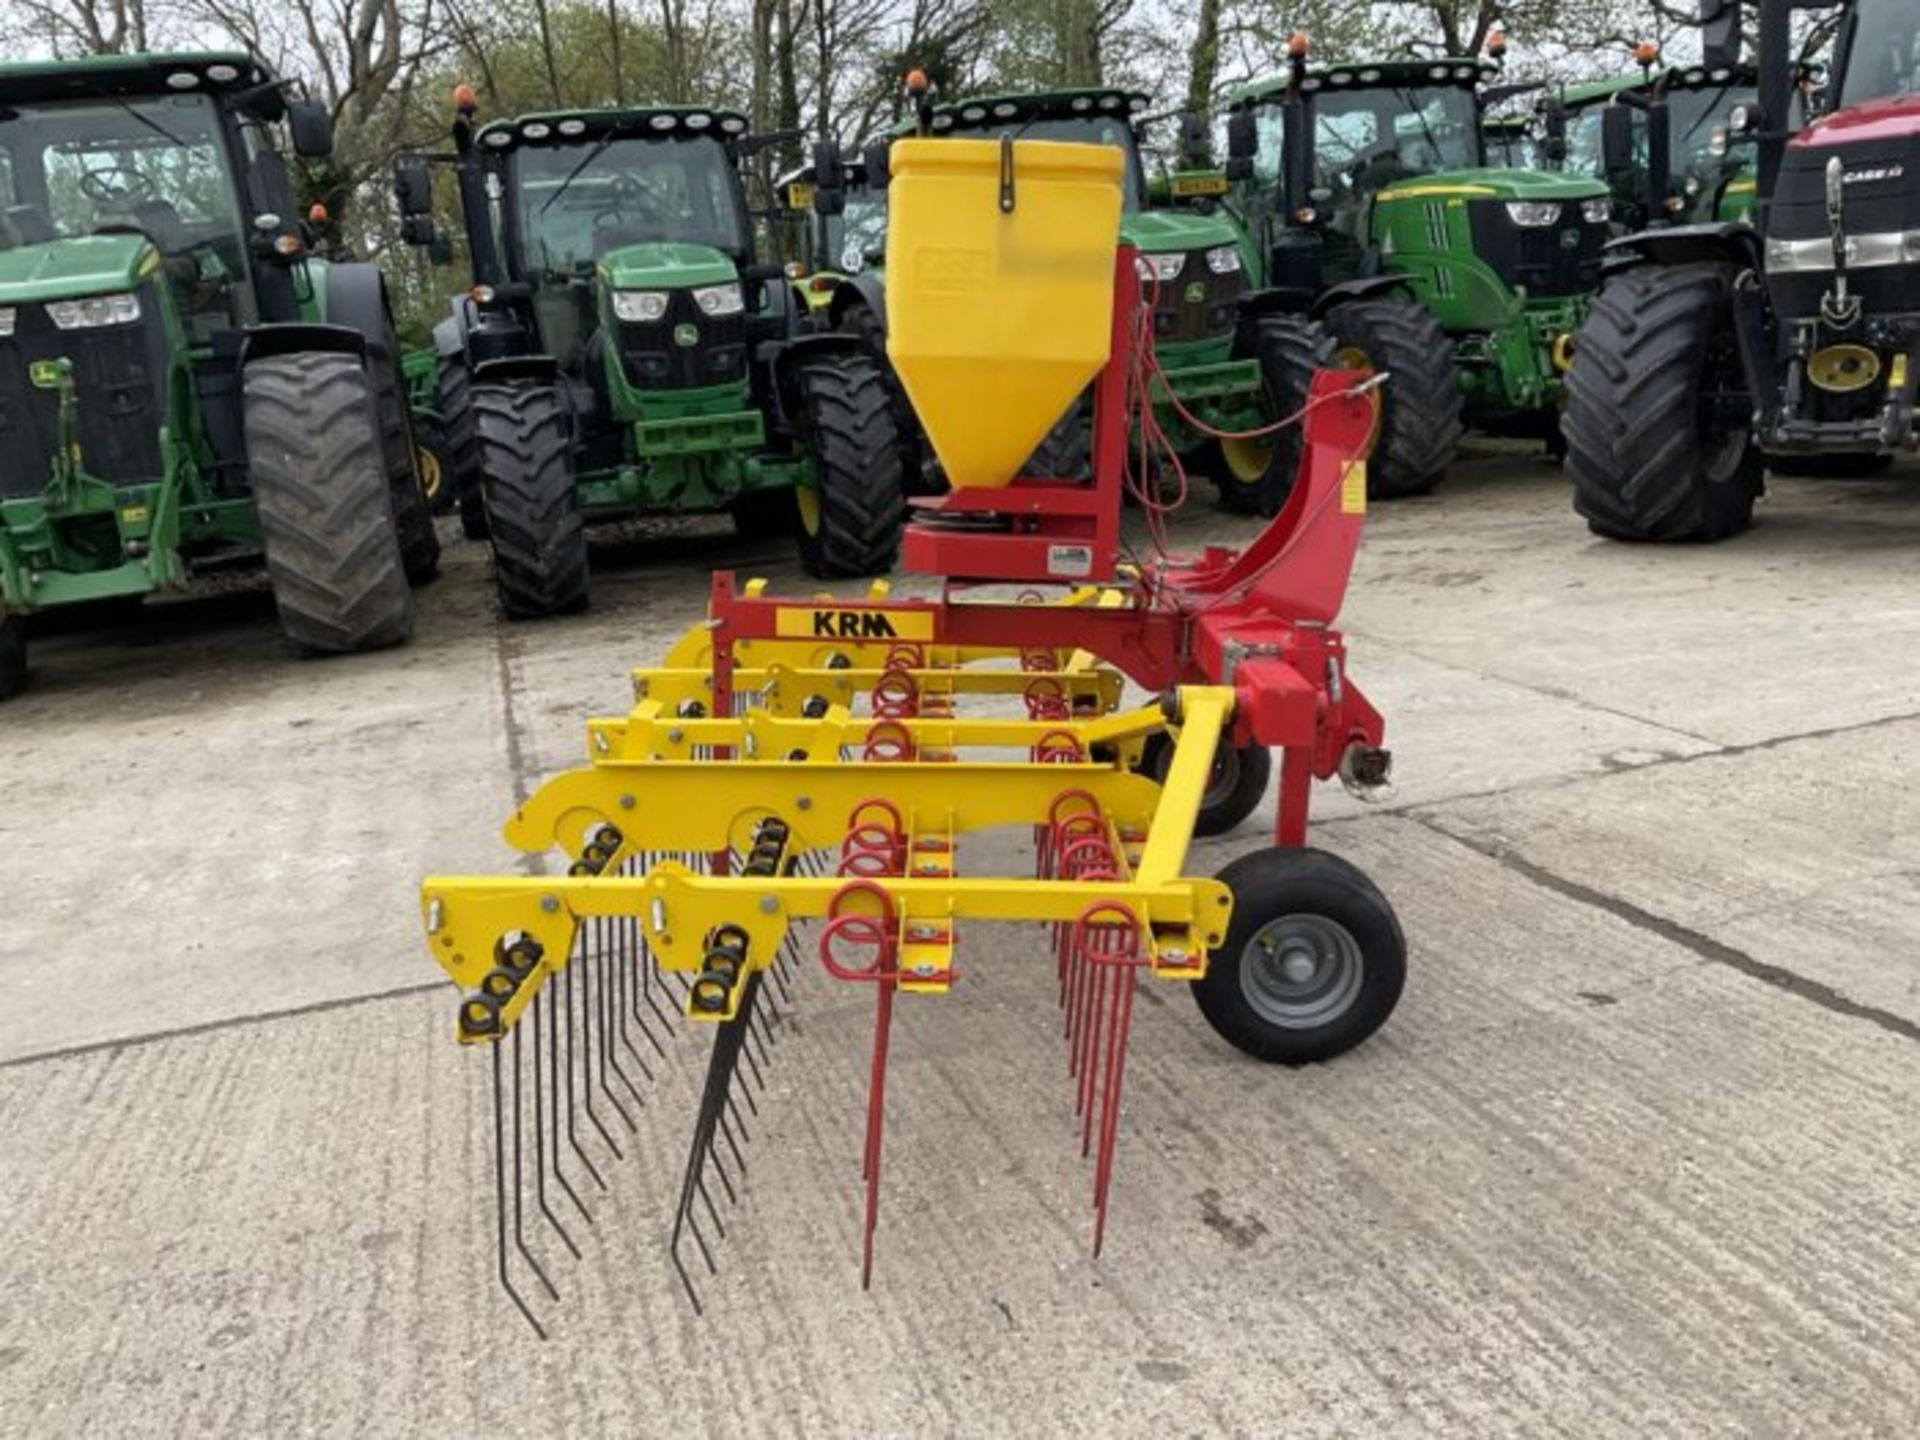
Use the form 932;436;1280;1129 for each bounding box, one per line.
1482;112;1545;170
815;85;1333;518
1222;49;1617;479
396;97;906;614
0;52;438;698
772;158;889;316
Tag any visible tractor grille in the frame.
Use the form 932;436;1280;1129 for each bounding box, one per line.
1766;137;1920;325
1148;250;1244;344
618;287;749;391
0;298;170;500
1466;201;1608;299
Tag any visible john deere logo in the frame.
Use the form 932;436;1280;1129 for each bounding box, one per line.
1183;281;1207;305
1558;228;1581;249
673;322;700;347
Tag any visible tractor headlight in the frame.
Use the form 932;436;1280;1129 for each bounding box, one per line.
1134;252;1186;284
612;290;670;323
1581;198;1612;224
0;307;14;338
47;292;142;329
691;282;744;316
1205;244;1241;275
1505;201;1563;228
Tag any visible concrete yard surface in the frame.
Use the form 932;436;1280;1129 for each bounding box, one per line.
2;449;1917;1436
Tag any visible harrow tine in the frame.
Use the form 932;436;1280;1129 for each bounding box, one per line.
603;949;650;1110
510;1028;560;1303
559;963;607;1194
629;915;672;1060
613;930;656;1084
572;963;624;1163
588;945;637;1134
1092;963;1138;1257
529;983;582;1257
544;982;593;1224
668;971;765;1314
860;965;897;1291
492;1042;548;1340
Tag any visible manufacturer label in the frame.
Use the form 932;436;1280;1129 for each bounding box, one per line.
1340;461;1367;515
119;505;150;525
1183;281;1207;304
1843;165;1904;185
774;607;936;640
1170;174;1228;197
672;323;700;347
1047;544;1094;578
917;248;992;294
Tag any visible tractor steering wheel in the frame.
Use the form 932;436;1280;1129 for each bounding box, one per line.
79;165;158;204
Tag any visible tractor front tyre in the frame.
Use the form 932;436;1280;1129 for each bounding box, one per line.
1195;847;1406;1065
473;383;588;619
792;351;906;579
840;302;932;495
1138;730;1273;837
1564;262;1761;542
367;323;440;585
1213;314;1335;517
0;616;26;701
440;357;489;541
1324;298;1461;499
242;353;414;655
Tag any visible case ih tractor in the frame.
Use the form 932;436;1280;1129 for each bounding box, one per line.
1223;44;1616;482
1563;0;1918;541
817;83;1332;518
398;96;904;614
0;52;436;698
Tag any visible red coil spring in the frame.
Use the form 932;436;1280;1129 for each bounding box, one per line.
839;798;906;877
861;718;916;764
1023;674;1071;721
871;667;920;720
1032;728;1085;765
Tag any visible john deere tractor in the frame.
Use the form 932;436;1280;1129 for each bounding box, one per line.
1223;47;1616;481
1564;0;1920;541
0;52;437;698
817;84;1333;518
398;97;905;614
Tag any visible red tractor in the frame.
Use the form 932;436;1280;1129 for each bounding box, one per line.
1564;0;1919;540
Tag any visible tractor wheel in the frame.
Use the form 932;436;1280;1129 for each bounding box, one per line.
839;302;932;495
0;616;26;701
1212;314;1335;517
1138;731;1272;837
473;383;588;618
1194;847;1406;1065
1023;399;1092;480
1323;298;1461;499
792;350;906;579
366;321;440;585
1766;452;1893;479
242;353;414;655
439;356;489;540
1563;262;1761;542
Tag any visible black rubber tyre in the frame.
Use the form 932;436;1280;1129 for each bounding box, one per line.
840;302;933;495
1564;262;1761;542
365;322;440;585
1138;731;1273;837
732;486;796;540
792;351;907;578
0;616;26;701
1324;298;1461;499
242;353;414;655
1023;399;1092;480
1212;314;1336;517
1194;846;1406;1065
472;382;588;618
439;356;489;540
1766;452;1893;479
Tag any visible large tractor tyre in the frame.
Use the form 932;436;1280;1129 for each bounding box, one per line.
1766;452;1893;479
472;383;588;619
792;352;907;579
439;357;489;540
1138;731;1273;837
364;324;441;585
242;354;415;656
1323;298;1461;499
1024;399;1092;481
0;616;26;701
1212;314;1337;517
1194;846;1406;1066
1563;262;1761;543
840;302;932;495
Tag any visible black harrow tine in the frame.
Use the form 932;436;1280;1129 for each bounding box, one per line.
493;1043;548;1340
613;928;656;1084
545;982;593;1225
510;1028;560;1303
630;915;671;1058
574;961;624;1162
668;972;765;1313
596;947;639;1130
529;985;582;1257
561;962;608;1194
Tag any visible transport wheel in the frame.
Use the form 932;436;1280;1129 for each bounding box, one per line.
1213;314;1334;517
839;302;932;495
1138;731;1273;837
1195;847;1406;1065
1766;452;1893;479
731;486;797;540
1323;297;1461;499
473;382;588;618
0;616;26;701
368;321;440;584
792;350;906;578
1564;262;1760;542
243;352;414;654
439;356;489;540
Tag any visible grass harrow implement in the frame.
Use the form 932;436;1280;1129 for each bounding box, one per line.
417;133;1404;1334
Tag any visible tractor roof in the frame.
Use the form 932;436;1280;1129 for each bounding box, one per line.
1231;58;1498;109
896;88;1150;138
0;51;275;105
1554;62;1763;111
473;106;750;153
1482;113;1535;133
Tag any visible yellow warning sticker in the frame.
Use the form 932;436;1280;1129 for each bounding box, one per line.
119;505;150;525
1340;462;1367;515
775;607;936;641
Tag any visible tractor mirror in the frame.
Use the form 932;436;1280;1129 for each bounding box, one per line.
394;160;433;218
1178;111;1209;164
1224;111;1255;181
427;232;454;267
862;140;891;191
288;99;334;159
1600;105;1636;177
401;214;439;248
1700;0;1742;72
812;140;846;217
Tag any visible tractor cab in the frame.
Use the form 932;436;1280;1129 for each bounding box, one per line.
775;154;888;310
1482;113;1544;170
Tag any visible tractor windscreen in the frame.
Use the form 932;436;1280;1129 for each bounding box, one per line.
512;134;747;274
832;187;888;272
0;92;251;325
1839;0;1920;107
1667;83;1756;190
1312;85;1479;197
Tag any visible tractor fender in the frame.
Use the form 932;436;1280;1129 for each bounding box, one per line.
317;262;394;348
827;272;887;333
238;322;367;368
1240;287;1316;321
1308;275;1414;320
1603;223;1762;274
770;331;870;432
472;354;562;385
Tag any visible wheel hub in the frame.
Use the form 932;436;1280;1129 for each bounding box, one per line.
1240;913;1364;1029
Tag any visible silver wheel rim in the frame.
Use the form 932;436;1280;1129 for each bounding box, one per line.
1239;913;1363;1029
